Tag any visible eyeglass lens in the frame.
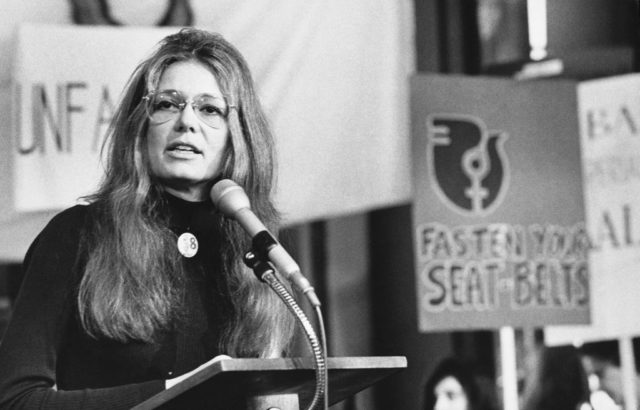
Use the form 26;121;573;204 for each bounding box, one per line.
146;90;229;129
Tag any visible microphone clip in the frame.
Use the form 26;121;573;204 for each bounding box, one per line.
250;231;279;263
242;231;279;282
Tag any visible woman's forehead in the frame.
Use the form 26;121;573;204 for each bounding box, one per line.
156;60;224;98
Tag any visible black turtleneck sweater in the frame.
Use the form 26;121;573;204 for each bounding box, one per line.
0;195;232;409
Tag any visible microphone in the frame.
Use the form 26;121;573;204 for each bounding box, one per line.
211;179;321;307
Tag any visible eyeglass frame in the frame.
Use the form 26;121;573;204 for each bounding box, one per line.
142;89;237;129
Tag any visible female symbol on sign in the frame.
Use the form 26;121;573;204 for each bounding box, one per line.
426;113;509;217
462;145;490;213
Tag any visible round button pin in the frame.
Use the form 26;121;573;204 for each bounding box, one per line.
177;232;198;258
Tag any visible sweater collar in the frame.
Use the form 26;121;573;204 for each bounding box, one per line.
162;191;220;237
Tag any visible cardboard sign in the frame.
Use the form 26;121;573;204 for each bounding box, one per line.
546;74;640;344
411;74;589;331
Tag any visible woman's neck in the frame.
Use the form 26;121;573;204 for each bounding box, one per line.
163;185;209;202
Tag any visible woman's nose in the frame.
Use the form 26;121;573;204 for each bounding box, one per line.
175;103;199;132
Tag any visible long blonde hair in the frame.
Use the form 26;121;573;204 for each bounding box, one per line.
78;28;295;357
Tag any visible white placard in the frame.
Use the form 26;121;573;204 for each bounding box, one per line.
546;74;640;344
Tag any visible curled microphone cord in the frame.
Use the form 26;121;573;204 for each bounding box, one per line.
315;305;329;410
260;269;327;410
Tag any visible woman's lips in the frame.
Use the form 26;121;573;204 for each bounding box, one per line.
166;142;202;155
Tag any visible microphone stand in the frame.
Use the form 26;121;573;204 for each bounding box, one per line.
243;250;328;410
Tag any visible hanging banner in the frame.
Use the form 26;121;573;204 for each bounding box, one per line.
11;25;176;212
411;74;590;331
545;74;640;344
9;12;414;222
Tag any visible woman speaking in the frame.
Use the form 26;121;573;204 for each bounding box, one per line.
0;28;295;409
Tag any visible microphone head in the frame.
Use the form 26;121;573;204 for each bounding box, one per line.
210;179;251;216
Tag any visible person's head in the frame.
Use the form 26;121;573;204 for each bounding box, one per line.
423;357;496;410
103;27;275;203
580;340;634;406
79;29;293;357
522;345;591;410
433;375;469;410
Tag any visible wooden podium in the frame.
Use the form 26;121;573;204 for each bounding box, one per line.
131;356;407;410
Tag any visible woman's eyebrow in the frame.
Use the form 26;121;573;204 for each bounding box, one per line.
156;89;225;99
195;93;226;100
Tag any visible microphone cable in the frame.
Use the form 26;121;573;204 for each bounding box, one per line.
252;260;328;410
314;305;329;410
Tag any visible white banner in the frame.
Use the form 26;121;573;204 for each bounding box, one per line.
546;74;640;344
12;25;174;212
9;2;414;223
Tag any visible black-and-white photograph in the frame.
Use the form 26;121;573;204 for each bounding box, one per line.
0;1;638;409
